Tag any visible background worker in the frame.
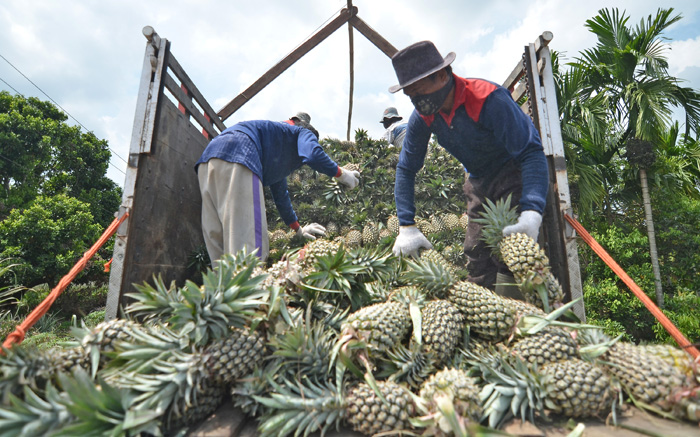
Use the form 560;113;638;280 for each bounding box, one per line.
380;107;407;148
388;40;549;290
195;117;361;264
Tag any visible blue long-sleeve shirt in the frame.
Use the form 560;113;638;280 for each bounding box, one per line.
395;75;549;225
195;120;340;226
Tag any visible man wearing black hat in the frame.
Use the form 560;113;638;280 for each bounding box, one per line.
388;40;549;290
380;107;407;148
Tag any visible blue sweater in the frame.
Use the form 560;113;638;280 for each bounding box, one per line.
395;75;549;225
196;120;339;226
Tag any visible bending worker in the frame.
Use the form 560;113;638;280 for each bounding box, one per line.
388;41;549;290
195;116;360;264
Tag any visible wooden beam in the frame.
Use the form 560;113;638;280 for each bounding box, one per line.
349;15;397;58
217;7;357;121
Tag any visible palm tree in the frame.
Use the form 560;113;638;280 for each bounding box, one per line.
561;7;700;307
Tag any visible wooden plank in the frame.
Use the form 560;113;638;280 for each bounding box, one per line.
164;73;219;139
349;15;397;57
502;60;525;92
140;39;168;154
166;52;226;132
106;28;167;321
217;7;356;121
511;81;527;103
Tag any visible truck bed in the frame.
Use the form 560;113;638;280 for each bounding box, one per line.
186;400;700;437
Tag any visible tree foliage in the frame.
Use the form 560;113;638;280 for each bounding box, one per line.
0;194;104;287
0;91;121;226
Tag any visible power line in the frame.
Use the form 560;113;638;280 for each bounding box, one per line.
0;53;128;169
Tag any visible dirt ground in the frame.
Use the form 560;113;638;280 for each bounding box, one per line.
186;400;700;437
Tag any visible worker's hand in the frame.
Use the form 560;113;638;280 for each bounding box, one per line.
296;223;326;240
502;210;542;241
336;166;360;189
392;225;432;257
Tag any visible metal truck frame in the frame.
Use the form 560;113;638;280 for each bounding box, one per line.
106;8;584;321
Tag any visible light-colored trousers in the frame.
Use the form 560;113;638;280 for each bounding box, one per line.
197;159;269;264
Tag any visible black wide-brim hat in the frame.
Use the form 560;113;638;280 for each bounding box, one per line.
389;41;455;94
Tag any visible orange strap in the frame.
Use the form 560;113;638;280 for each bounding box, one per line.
565;214;700;360
2;212;129;351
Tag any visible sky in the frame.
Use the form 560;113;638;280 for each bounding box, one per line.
1;0;699;187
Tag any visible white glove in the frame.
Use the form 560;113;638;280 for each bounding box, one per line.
296;223;326;240
392;225;432;257
336;166;360;189
502;210;542;241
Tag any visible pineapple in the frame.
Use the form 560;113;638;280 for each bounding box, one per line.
539;358;616;418
474;195;564;311
404;256;516;342
444;213;461;231
430;213;448;233
470;350;615;427
270;228;289;244
579;330;686;412
255;378;415;436
509;326;579;368
379;228;392;240
640;343;696;378
419;368;482;425
297;238;341;269
344;162;361;172
416;218;436;235
326;221;339;236
387;215;400;235
459;213;469;231
344;229;362;248
420;299;465;366
341;299;411;354
361;222;379;246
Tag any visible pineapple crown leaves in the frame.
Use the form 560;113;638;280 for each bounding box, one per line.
375;342;437;389
253;375;345;437
125;274;179;323
402;256;457;298
0;344;53;399
169;253;269;346
472;194;519;256
471;353;547;429
0;383;73;437
54;369;163;437
267;319;337;380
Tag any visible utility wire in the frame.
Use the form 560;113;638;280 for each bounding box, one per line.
0;53;128;169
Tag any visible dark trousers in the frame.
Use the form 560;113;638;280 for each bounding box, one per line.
463;160;522;289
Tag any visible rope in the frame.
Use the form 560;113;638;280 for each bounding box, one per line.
346;0;355;141
564;214;700;360
2;212;129;351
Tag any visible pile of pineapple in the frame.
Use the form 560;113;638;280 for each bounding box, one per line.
1;134;698;435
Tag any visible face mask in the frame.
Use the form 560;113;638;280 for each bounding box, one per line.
410;74;454;116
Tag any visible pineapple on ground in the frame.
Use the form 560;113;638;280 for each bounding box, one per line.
430;213;448;233
474;194;564;311
416;218;436;235
640;343;697;379
387;215;400;235
459;213;469;231
361;222;379;246
344;229;362;248
444;213;461;231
